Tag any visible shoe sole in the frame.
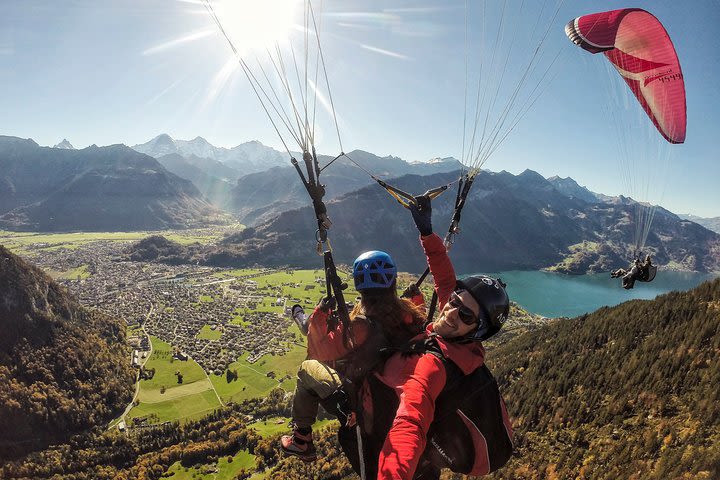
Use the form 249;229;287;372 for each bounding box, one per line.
282;450;317;462
281;446;317;462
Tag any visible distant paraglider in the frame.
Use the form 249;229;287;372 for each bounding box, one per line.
565;8;687;287
610;254;656;289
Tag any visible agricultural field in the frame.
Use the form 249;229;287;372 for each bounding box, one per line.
128;336;222;424
0;230;153;253
209;345;307;404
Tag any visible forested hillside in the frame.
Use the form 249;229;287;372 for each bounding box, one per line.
489;278;720;479
0;246;135;460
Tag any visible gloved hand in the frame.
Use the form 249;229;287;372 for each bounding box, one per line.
401;283;421;299
318;296;337;313
410;195;432;236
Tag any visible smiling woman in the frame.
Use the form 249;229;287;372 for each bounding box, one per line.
211;0;299;55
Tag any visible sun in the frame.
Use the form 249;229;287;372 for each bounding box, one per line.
212;0;299;56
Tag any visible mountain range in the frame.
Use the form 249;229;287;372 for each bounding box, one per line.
52;139;74;150
225;149;463;224
3;133;720;273
154;153;237;207
0;136;228;231
679;213;720;234
132;134;288;177
184;169;720;274
131;134;463;219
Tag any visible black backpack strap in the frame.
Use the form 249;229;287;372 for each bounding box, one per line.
415;336;464;389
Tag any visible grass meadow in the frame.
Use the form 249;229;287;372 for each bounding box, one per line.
164;449;256;480
196;324;223;340
250;417;338;438
209;344;307;403
128;389;221;424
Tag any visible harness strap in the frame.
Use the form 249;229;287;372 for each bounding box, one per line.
291;151;351;334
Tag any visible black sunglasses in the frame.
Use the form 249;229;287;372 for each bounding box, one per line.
448;291;478;325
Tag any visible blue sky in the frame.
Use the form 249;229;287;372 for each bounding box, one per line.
1;1;718;217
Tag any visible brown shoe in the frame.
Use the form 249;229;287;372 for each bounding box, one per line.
280;427;317;462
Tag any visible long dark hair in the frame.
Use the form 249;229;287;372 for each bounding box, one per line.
350;282;426;346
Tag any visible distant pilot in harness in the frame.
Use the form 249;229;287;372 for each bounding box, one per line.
610;255;655;289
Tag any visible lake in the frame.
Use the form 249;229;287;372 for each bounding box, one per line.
464;270;719;318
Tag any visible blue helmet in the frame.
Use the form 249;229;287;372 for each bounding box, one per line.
353;250;397;291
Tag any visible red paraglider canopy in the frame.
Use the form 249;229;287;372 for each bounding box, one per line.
565;8;686;144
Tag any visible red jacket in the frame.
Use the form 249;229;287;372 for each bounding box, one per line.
374;328;486;479
305;234;448;365
372;236;486;480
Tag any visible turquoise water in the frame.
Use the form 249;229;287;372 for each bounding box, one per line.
465;270;719;318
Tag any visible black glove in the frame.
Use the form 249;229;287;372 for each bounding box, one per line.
318;296;337;313
410;195;433;236
401;283;421;299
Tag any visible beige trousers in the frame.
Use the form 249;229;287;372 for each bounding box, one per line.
291;359;343;428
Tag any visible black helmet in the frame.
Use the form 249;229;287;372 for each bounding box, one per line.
455;276;509;341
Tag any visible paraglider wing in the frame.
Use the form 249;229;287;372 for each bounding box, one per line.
565;8;686;143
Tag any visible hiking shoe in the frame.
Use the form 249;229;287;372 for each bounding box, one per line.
280;428;317;462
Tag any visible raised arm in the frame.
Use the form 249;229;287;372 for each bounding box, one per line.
409;195;457;307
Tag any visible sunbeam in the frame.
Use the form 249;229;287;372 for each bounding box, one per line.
202;58;238;108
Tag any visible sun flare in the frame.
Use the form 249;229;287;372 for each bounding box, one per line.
212;0;299;55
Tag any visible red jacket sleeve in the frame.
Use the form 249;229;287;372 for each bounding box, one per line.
420;233;456;308
377;353;447;479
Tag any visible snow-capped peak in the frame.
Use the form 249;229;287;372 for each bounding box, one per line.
53;139;75;149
